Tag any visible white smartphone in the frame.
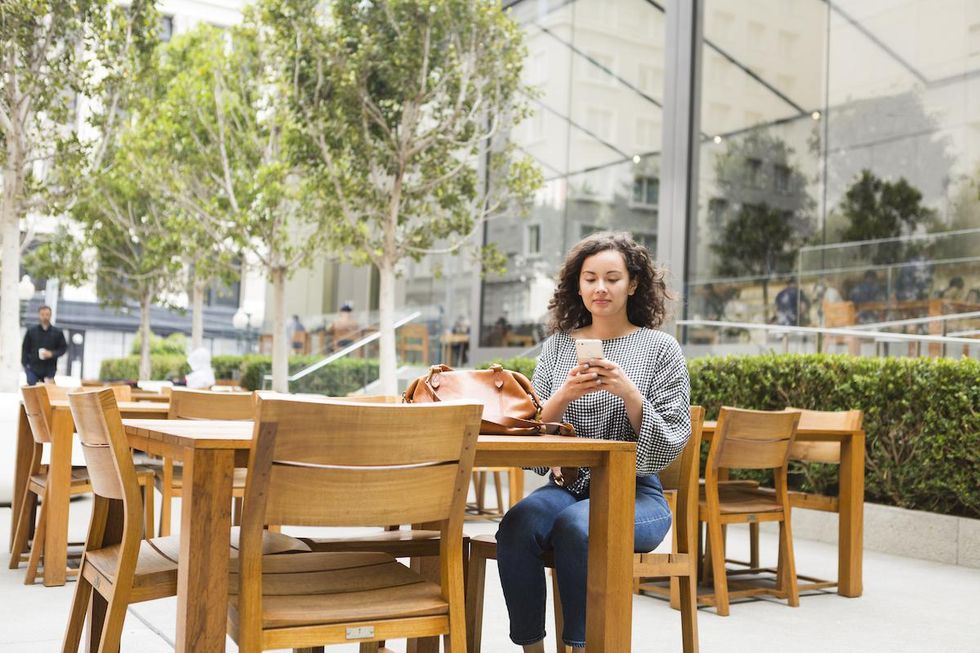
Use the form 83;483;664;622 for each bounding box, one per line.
575;338;604;364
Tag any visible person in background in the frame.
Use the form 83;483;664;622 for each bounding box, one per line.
849;270;886;324
329;302;360;348
287;314;306;353
937;276;966;302
21;305;67;385
774;278;810;326
494;232;690;653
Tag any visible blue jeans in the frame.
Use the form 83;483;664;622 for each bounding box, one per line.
24;367;43;385
495;475;671;648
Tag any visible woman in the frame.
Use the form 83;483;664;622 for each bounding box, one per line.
495;232;691;652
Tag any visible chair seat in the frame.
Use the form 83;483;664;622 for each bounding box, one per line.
154;465;249;491
84;529;310;604
29;468;91;492
228;551;448;629
301;529;445;557
699;485;783;515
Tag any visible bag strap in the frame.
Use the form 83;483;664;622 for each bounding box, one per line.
493;415;575;436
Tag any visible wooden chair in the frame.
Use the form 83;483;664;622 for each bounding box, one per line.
155;388;254;536
9;386;155;585
821;301;858;354
741;408;864;592
61;389;309;653
465;406;705;653
698;407;801;616
397;323;430;364
227;396;482;652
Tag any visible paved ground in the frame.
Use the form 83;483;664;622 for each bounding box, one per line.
3;482;980;652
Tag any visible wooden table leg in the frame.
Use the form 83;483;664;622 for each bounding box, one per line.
586;450;635;652
10;406;32;552
43;408;75;587
837;431;865;597
175;447;234;652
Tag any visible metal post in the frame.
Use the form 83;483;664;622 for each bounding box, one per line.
657;0;703;336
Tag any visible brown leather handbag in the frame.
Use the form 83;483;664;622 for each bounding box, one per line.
403;364;575;436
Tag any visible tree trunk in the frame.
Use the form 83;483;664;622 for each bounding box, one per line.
139;294;152;381
761;279;770;324
191;278;206;351
271;267;288;393
378;259;398;396
0;165;24;393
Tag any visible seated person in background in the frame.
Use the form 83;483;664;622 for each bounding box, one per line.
937;276;966;302
774;279;810;326
894;255;933;301
849;270;886;323
328;302;360;348
811;277;843;326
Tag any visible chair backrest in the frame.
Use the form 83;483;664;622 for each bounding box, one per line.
785;407;864;464
168;387;254;421
67;388;147;559
657;406;704;555
109;384;132;402
339;394;401;403
22;384;55;444
235;397;482;620
707;407;801;473
823;300;856;327
43;382;79;402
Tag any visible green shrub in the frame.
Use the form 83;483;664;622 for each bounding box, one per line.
479;356;537;379
212;355;244;380
129;332;187;356
485;353;980;519
236;355;379;395
99;355;190;381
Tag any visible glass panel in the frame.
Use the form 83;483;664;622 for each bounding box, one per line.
480;0;666;348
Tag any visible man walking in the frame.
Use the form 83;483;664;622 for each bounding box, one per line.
21;305;67;384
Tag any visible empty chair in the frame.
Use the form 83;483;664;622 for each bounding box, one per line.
698;407;801;616
155;388;254;535
465;407;705;653
61;389;309;653
227;396;482;652
10;385;155;585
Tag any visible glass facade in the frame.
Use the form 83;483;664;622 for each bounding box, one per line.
400;0;980;358
690;0;980;343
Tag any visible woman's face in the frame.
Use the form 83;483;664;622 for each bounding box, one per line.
578;249;637;319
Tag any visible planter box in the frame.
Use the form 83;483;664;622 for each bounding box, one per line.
761;502;980;569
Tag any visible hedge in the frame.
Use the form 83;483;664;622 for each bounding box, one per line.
100;353;380;396
99;355;191;382
489;354;980;519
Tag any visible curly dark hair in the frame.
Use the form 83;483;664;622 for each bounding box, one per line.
547;231;671;333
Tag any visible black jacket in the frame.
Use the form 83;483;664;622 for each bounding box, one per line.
22;324;67;377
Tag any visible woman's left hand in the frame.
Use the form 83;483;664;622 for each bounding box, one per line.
584;359;640;400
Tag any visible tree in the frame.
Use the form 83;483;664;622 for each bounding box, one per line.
710;130;815;322
138;18;328;392
265;0;540;394
0;0;156;391
836;169;936;264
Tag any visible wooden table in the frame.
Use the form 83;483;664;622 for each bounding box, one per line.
8;400;170;586
702;420;865;597
120;419;637;653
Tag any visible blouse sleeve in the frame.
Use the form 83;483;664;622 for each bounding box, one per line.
528;335;559;476
635;336;691;475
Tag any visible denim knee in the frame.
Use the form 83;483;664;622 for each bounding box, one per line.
497;498;547;555
551;508;589;552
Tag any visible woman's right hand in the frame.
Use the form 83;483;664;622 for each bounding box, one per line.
556;362;603;402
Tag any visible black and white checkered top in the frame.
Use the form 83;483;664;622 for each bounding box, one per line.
530;327;691;497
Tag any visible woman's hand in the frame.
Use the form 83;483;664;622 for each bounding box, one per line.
585;359;641;401
556;363;604;402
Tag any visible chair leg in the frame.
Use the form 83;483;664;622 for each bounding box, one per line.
25;495;47;585
356;645;377;653
706;515;729;616
95;595;131;653
508;467;524;508
296;648;325;653
233;496;244;526
551;569;570;653
141;483;154;540
678;572;700;653
465;545;488;653
749;522;760;568
158;460;174;537
475;472;487;513
493;472;505;515
9;489;36;569
778;520;800;607
61;564;94;653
